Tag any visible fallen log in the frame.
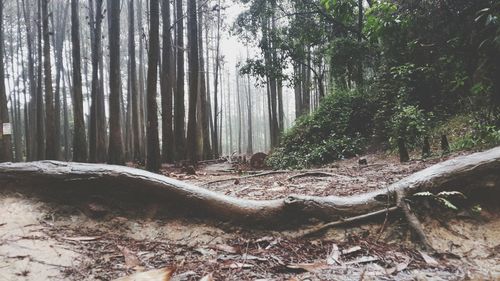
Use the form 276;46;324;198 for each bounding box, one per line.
1;147;500;229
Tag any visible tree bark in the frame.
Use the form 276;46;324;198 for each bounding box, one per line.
1;147;500;227
145;0;161;172
71;0;89;162
160;0;174;163
174;0;186;161
0;0;12;162
107;0;125;165
42;0;56;160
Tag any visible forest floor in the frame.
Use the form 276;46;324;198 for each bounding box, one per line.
1;151;500;280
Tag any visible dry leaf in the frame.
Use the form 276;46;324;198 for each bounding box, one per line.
224;262;254;269
118;245;141;269
112;267;175;281
199;273;214;281
344;256;379;265
62;236;101;241
286;262;329;272
213;244;238;254
418;251;439;266
326;244;341;265
341;246;361;255
241;253;267;261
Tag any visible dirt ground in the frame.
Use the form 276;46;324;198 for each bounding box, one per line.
1;151;500;280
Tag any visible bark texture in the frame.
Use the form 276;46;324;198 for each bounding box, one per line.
1;147;500;226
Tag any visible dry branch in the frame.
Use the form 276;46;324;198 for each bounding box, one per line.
203;170;289;186
287;172;338;181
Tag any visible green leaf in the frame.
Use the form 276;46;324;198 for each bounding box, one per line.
413;191;434;197
436;197;458;210
437;191;466;199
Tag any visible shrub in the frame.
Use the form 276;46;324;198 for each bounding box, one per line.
267;89;371;169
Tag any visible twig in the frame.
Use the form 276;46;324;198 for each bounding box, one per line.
202;170;289;186
298;206;399;238
287;172;337;181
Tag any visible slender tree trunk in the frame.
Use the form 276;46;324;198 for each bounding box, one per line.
129;0;141;162
42;0;56;159
107;0;124;165
160;0;174;163
145;0;161;172
236;71;242;154
205;23;214;159
71;0;88;162
246;65;253;155
89;0;106;163
186;0;199;162
0;0;12;162
138;0;146;161
212;0;221;159
174;0;186;161
198;1;211;160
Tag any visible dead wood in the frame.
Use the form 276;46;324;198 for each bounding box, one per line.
203;170;289;186
1;147;500;229
287;172;338;181
298;206;399;238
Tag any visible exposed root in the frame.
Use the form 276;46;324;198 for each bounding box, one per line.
397;190;436;254
1;146;500;230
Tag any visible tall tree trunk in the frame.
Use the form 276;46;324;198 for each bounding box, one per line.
52;1;69;161
145;0;161;172
205;22;214;159
89;0;106;163
71;0;88;162
246;65;253;155
160;0;174;163
107;0;124;165
198;1;211;160
236;72;242;155
129;0;141;162
42;0;56;159
138;0;146;161
0;0;12;162
212;0;221;159
186;0;199;162
174;0;186;161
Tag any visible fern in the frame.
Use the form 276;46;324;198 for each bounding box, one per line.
412;190;465;211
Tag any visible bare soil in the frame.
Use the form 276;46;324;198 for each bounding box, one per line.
1;151;499;280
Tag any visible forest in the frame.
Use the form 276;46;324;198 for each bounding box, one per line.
0;0;499;280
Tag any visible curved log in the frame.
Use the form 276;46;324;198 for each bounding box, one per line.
1;147;500;225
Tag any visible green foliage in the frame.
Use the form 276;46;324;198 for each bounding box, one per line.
267;89;371;169
412;191;466;211
388;105;429;150
451;122;500;151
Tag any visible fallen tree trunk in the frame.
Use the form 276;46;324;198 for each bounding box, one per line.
1;147;500;227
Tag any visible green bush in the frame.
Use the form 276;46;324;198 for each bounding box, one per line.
388;105;429;150
267;89;371;169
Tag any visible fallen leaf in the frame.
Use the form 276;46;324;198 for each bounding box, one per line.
326;244;341;265
118;245;141;269
224;262;254;269
286;262;329;272
418;251;439;266
341;246;361;255
62;236;101;241
199;273;214;281
194;247;217;257
112;267;175;281
213;244;238;254
241;253;267;261
344;256;379;265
